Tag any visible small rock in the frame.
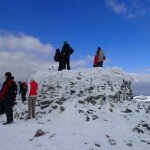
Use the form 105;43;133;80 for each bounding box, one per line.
52;105;58;109
34;129;45;138
60;106;65;112
78;100;86;104
122;108;132;113
108;139;116;145
95;143;100;147
86;116;90;121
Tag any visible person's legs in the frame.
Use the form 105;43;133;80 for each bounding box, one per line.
3;98;13;123
32;97;37;118
58;60;63;71
28;97;32;119
66;57;70;70
99;61;103;67
22;92;27;102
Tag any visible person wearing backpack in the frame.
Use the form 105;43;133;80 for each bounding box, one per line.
0;72;14;125
60;41;74;70
54;48;62;71
27;77;38;119
96;47;106;67
18;81;28;103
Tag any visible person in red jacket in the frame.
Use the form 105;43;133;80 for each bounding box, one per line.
0;72;15;125
27;77;38;119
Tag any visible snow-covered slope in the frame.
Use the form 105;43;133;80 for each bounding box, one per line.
0;67;150;150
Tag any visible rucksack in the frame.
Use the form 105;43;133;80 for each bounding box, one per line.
22;82;27;91
93;55;99;67
0;79;16;99
54;52;61;62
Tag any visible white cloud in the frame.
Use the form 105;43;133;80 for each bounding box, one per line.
106;0;146;19
0;31;54;82
106;0;127;14
0;31;53;53
0;50;50;82
130;73;150;96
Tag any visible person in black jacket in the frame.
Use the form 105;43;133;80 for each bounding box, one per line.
60;41;74;70
18;81;27;103
0;72;15;125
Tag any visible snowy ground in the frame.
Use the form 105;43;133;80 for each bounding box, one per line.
0;68;150;150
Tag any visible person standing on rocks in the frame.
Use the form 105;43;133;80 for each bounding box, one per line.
60;41;74;70
27;77;38;119
94;47;106;67
18;81;28;103
0;72;15;125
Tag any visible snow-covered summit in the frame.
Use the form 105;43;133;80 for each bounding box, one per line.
35;67;133;107
0;67;150;150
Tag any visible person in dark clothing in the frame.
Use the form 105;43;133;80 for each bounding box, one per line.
54;49;62;71
18;81;27;103
0;72;14;125
60;41;74;70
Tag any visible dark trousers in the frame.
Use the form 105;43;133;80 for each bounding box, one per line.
58;57;70;71
99;61;103;67
21;92;27;102
62;56;70;70
4;97;13;123
65;57;70;70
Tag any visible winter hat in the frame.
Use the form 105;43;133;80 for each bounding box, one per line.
97;47;101;50
63;41;68;45
18;81;21;84
5;72;12;78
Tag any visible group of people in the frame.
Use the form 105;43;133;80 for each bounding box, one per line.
54;41;74;71
0;43;106;125
54;42;106;70
0;72;38;125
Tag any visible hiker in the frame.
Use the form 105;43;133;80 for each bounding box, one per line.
60;41;74;70
54;48;62;71
0;72;15;125
18;81;28;103
93;47;106;67
27;77;38;119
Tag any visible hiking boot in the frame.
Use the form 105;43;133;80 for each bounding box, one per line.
3;121;13;125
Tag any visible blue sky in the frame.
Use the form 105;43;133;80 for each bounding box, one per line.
0;0;150;80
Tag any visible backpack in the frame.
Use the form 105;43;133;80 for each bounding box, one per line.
0;79;16;99
54;52;61;62
22;82;27;91
93;55;99;67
